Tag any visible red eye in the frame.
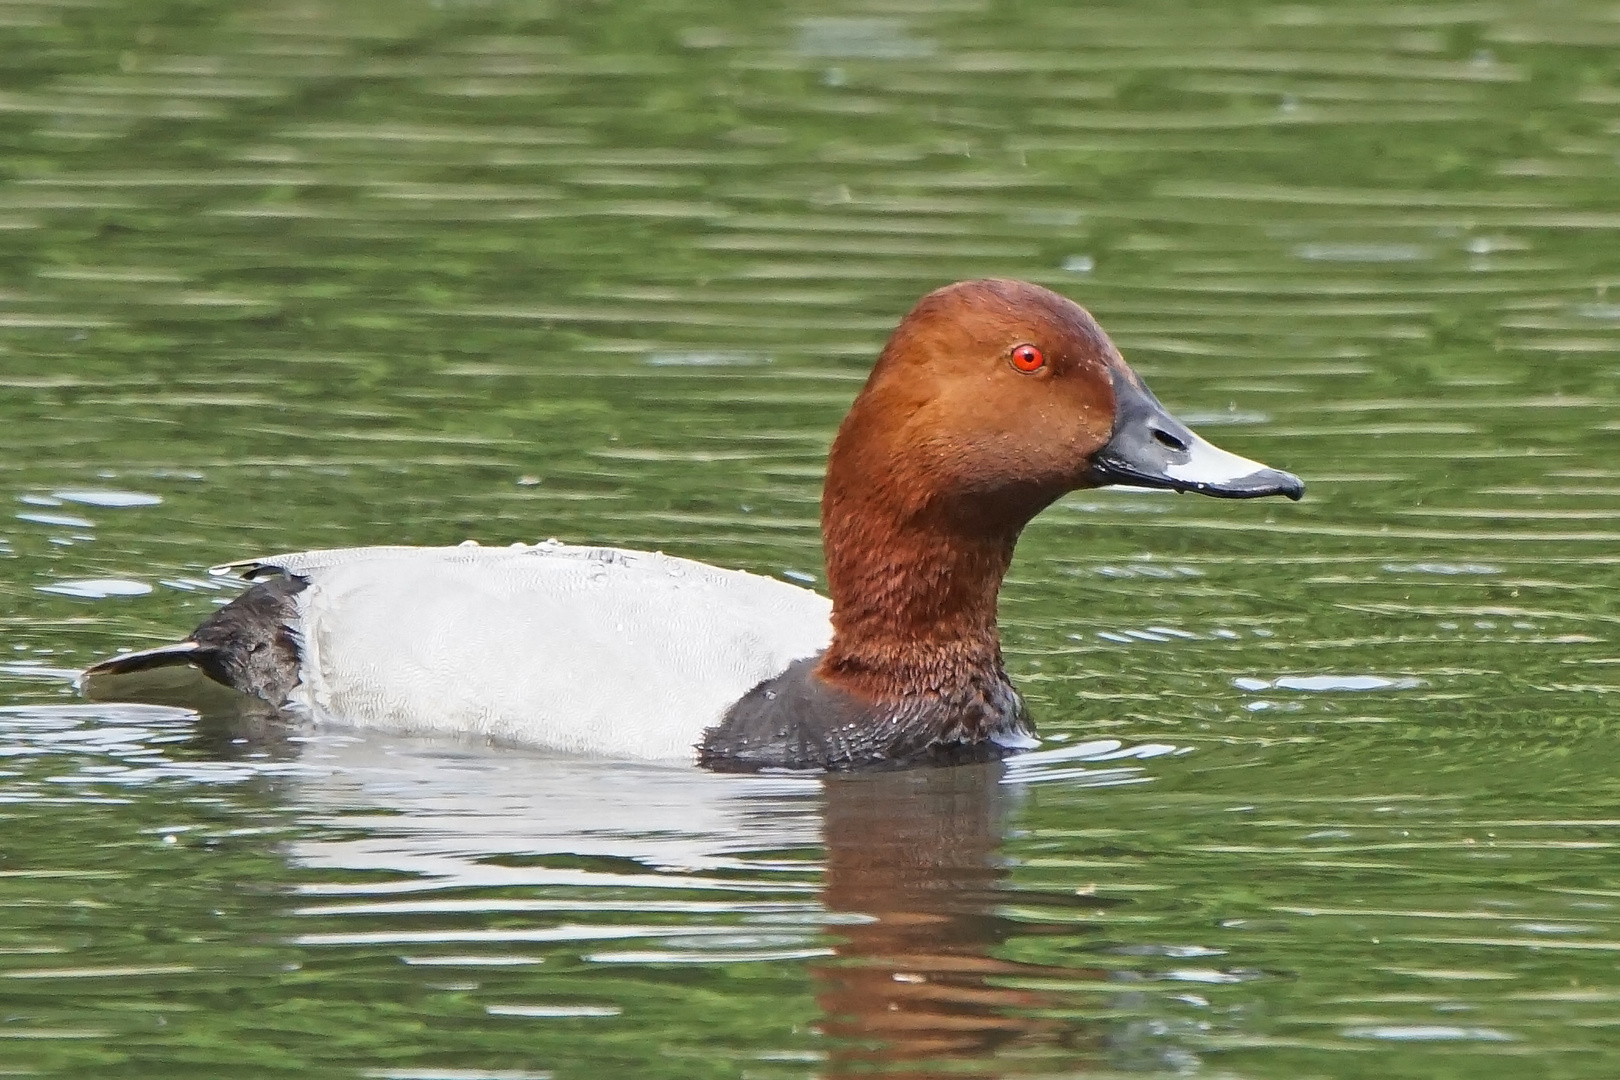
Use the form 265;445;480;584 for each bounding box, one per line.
1010;343;1045;372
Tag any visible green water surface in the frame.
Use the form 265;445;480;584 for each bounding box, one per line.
1;0;1619;1077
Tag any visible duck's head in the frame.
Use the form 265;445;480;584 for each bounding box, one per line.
813;278;1303;713
827;279;1302;541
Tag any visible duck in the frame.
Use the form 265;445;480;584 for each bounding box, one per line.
81;279;1303;772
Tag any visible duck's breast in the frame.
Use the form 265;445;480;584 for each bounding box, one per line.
236;543;832;761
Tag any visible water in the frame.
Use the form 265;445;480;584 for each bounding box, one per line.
1;0;1619;1075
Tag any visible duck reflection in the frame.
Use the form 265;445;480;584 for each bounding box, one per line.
816;764;1109;1077
80;693;1125;1075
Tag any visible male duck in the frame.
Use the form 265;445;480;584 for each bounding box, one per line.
83;280;1303;771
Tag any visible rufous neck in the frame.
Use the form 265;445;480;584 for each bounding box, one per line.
816;473;1020;702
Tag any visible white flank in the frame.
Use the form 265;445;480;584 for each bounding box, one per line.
218;543;833;763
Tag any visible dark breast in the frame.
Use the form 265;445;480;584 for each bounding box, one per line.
697;656;1033;772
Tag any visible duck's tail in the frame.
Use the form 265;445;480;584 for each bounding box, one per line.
81;640;203;679
77;638;240;709
79;573;308;706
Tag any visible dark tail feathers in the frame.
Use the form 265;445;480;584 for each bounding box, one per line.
79;573;308;706
82;640;204;679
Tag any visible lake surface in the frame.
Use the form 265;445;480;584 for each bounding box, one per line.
2;0;1619;1076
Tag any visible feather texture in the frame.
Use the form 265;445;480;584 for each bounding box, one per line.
216;542;832;762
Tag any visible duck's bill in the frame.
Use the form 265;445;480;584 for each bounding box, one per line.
1088;371;1305;501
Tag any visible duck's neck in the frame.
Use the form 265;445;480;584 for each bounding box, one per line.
816;474;1023;705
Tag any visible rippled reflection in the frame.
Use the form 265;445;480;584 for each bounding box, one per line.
282;730;1166;1076
817;766;1101;1077
6;674;1620;1077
